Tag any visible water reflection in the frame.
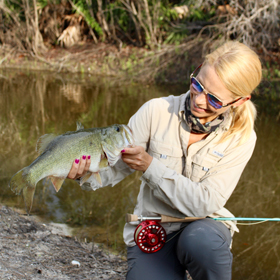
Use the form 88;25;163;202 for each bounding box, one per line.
0;68;186;249
228;117;280;279
0;69;279;279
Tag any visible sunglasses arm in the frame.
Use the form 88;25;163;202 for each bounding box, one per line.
190;64;203;78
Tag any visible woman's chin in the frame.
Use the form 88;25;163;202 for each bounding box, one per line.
191;108;217;124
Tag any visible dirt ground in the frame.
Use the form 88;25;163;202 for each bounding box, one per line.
0;204;194;280
0;204;127;280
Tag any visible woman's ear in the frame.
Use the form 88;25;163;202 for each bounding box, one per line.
234;95;251;107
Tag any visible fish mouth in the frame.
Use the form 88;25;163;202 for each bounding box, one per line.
126;125;133;134
122;125;135;147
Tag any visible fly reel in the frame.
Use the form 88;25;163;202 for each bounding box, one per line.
134;220;166;253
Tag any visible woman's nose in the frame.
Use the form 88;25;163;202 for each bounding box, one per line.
194;91;207;105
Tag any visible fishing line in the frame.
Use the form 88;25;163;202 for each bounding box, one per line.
236;220;271;226
165;227;185;243
127;214;280;254
213;217;280;226
213;217;280;222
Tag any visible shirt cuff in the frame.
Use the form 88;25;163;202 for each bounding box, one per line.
141;157;167;188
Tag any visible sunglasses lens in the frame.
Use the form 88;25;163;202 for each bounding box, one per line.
207;94;223;109
191;78;203;93
191;75;224;109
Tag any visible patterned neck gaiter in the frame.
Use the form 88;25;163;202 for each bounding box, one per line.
185;94;225;134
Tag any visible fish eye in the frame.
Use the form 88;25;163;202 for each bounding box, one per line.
115;127;120;132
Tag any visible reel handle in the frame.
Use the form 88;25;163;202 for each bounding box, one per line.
126;213;205;223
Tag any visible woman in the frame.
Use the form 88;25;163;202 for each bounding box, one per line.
67;41;262;280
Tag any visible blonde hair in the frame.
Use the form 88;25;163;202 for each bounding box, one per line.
204;41;262;145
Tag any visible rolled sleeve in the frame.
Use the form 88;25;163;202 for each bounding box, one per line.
142;157;166;186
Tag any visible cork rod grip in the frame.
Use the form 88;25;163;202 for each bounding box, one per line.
126;214;139;222
125;213;205;223
160;215;205;223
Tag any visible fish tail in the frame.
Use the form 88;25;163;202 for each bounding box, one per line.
9;167;28;195
9;167;36;214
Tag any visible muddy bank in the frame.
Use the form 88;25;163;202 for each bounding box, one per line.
0;42;202;84
0;43;149;79
1;42;279;86
0;204;127;279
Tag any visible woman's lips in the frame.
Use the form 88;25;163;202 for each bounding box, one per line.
192;101;212;113
191;92;213;114
193;102;207;113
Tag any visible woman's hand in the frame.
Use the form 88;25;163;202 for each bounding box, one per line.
67;155;91;180
121;146;152;172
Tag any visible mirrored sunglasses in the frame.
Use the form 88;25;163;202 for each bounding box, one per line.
190;64;242;109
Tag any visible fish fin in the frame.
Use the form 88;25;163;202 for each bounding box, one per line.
93;172;102;186
22;186;36;214
9;167;36;214
80;172;92;186
76;121;84;131
99;157;109;169
36;134;57;154
49;176;65;192
101;144;121;166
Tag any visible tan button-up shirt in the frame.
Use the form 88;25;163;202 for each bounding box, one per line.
94;92;256;247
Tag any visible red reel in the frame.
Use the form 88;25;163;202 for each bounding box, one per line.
134;220;166;253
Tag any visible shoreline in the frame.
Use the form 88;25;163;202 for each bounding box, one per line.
0;43;151;82
0;204;193;279
0;204;127;279
1;42;279;85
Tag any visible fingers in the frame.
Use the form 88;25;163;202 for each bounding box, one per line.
84;155;91;172
121;146;142;155
67;155;91;180
67;159;80;179
121;146;152;172
77;155;87;177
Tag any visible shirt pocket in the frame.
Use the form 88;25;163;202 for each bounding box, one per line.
148;140;184;174
190;148;224;182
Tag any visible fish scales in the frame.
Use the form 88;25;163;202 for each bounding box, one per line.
26;132;102;181
9;124;134;213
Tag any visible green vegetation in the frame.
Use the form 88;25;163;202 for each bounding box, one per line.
1;0;279;49
0;1;279;83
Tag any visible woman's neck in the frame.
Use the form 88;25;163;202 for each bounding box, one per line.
188;132;208;148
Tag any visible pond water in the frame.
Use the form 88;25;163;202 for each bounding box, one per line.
0;69;279;279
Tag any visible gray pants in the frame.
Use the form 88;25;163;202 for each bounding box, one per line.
126;218;232;280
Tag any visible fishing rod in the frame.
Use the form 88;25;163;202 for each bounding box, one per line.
126;214;280;254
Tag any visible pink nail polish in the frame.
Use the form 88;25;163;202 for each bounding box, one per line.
82;155;86;160
121;149;125;153
75;159;79;164
88;155;91;159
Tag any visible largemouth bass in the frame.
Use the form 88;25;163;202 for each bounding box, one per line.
9;123;134;213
